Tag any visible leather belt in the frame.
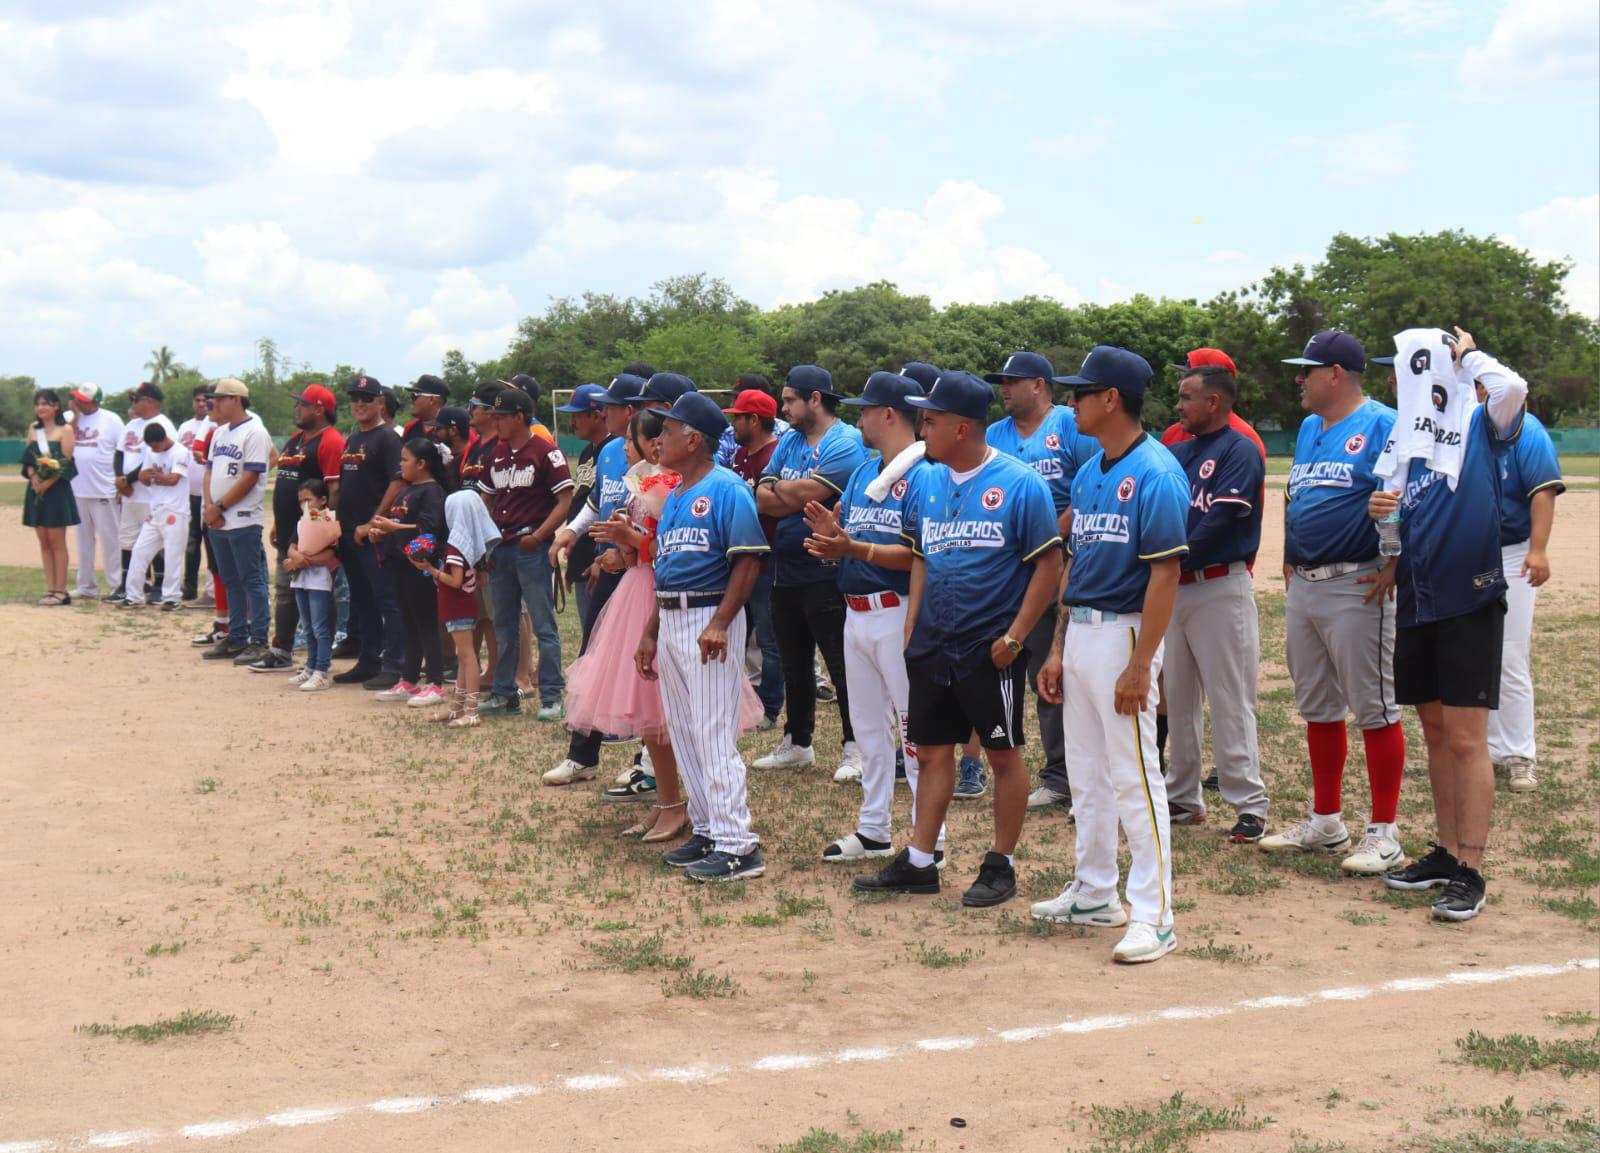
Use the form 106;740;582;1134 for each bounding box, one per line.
846;591;901;612
1293;561;1369;582
1179;561;1248;586
655;591;723;610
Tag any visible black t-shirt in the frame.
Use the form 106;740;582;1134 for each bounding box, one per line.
459;434;496;491
565;436;611;580
273;426;342;539
340;426;403;528
382;480;445;560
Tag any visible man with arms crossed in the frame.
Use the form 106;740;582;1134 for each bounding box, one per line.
68;384;124;600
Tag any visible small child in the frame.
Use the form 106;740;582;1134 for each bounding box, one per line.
413;489;502;726
284;478;340;691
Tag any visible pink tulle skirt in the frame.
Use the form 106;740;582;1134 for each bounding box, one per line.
565;564;765;742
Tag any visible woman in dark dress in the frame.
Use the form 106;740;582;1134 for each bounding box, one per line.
22;388;79;605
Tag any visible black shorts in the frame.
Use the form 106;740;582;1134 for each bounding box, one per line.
907;659;1027;750
1395;600;1506;709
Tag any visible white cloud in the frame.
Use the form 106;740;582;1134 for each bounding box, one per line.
1363;0;1457;29
1460;0;1599;89
195;221;391;319
403;269;519;365
1509;194;1600;316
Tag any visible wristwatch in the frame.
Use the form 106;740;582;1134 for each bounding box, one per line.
1001;634;1023;655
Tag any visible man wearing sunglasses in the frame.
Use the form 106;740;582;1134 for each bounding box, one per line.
335;374;407;688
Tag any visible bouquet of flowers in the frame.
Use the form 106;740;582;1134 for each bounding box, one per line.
404;532;436;562
34;455;61;479
623;462;681;520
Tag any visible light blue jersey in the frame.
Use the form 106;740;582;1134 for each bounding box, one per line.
1284;398;1398;567
986;405;1098;514
761;420;868;586
834;456;932;597
1491;411;1564;546
586;435;630;552
1065;434;1190;615
653;466;770;593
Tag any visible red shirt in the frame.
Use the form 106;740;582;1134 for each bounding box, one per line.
731;437;780;544
478;431;573;536
1162;412;1266;459
436;545;480;621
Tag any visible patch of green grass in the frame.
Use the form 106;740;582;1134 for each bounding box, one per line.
1536;895;1599;927
765;1127;907;1153
194;777;221;795
1179;939;1265;966
142;941;184;957
663;968;740;999
1548;1011;1595;1027
1339;909;1385;926
584;932;690;973
1418;1136;1596;1153
1084;1092;1260;1152
1473;1097;1524;1130
742;911;783;928
1455;1031;1600;1078
914;942;977;969
75;1009;236;1043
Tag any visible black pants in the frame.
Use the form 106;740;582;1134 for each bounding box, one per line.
184;495;204;599
270;541;300;652
568;567;625;766
771;580;854;747
393;559;442;686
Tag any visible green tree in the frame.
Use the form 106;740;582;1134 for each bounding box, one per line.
618;317;772;392
760;281;936;389
0;375;40;436
144;345;177;384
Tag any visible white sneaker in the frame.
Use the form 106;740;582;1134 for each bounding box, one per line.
1258;816;1350;854
375;680;420;703
407;684;446;708
543;758;599;786
299;671;331;692
1505;757;1538;793
832;742;863;782
1340;824;1405;875
287;668;311;687
753;735;815;770
1027;785;1070;812
1031;879;1128;927
1113;922;1178;964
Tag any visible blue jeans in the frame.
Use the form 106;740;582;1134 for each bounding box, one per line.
489;539;564;705
208;523;270;645
746;567;784;720
295;587;334;672
341;532;404;674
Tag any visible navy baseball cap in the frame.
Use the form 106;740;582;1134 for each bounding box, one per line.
899;362;942;392
508;373;542;403
408;374;449;398
556;383;610;413
984;350;1055;384
433;406;470;435
841;371;925;414
1283;329;1366;373
345;373;384;398
1055;346;1155;398
662;392;729;442
786;364;839;398
635;372;698;407
1370;354;1396;366
601;374;647;405
469;380;505;408
905;371;994;422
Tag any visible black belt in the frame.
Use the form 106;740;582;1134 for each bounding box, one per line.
656;591;723;610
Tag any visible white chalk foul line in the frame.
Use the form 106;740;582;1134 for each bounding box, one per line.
7;956;1594;1153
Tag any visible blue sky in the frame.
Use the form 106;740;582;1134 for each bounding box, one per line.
2;0;1595;392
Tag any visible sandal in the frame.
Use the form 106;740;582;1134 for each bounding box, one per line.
641;800;690;843
36;592;65;606
619;805;663;838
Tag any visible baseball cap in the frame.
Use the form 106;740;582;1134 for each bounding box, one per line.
508;373;542;404
662;392;729;442
408;374;449;398
1055;346;1154;398
899;362;942;392
433;406;471;436
294;384;338;415
214;377;250;398
469;380;505;408
722;390;779;418
1370;354;1396;366
1283;329;1366;373
345;374;383;398
131;381;165;402
556;383;610;413
1172;348;1238;376
841;370;925;414
635;372;698;407
70;383;104;404
983;350;1055;384
786;363;839;398
601;374;647;406
491;388;534;417
904;371;994;422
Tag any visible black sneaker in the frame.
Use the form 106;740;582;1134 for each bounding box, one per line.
362;672;401;691
853;848;939;895
685;847;765;883
106;589;128;605
1383;842;1458;891
961;850;1017;908
192;627;227;647
815;680;837;703
231;642;268;666
160;600;181;612
248;650;295;673
1203;770;1220;790
330;637;361;660
1229;813;1266;844
662;834;714;869
332;662;380;684
1430;865;1486;923
602;770;657;803
201;638;247;661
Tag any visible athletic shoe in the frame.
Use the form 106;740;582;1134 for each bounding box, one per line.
753;736;815;770
1340;825;1405;875
602;769;656;802
300;671;331;692
815;680;837;703
614;764;637;786
961;851;1017;907
117;597;146;609
543;758;600;786
477;690;522;715
105;590;128;605
1113;922;1178;964
1203;770;1220;790
1031;879;1129;927
407;684;446;708
1027;785;1070;812
832;742;864;783
230;642;269;666
160;600;180;612
287;668;312;687
362;672;402;692
823;833;894;863
1382;842;1458;891
331;663;380;685
535;702;565;722
1430;865;1486;922
757;714;780;731
953;756;987;800
1505;757;1538;793
247;650;295;673
662;834;715;869
1229;814;1267;844
329;637;361;660
374;680;419;702
1258;817;1351;854
191;627;227;646
852;848;940;895
685;847;765;883
1169;805;1206;826
201;638;247;661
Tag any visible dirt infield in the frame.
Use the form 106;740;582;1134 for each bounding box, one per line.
1;494;1595;1152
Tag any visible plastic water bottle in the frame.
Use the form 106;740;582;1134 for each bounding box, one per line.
1378;510;1402;557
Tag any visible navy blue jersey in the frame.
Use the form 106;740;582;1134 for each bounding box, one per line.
1065;434;1190;614
1169;427;1264;570
904;451;1059;682
833;456;931;596
653;466;770;593
985;405;1098;514
1492;411;1564;545
762;421;868;586
1284;398;1397;567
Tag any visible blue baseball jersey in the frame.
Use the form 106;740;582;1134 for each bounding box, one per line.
653;466;769;593
1168;427;1265;570
762;421;869;586
833;456;932;596
1491;411;1564;545
985;405;1099;514
904;451;1060;682
584;436;630;553
1284;398;1397;567
1065;434;1190;614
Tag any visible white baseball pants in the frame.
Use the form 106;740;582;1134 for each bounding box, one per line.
1487;540;1537;763
125;508;189;605
1061;611;1172;928
118;498;149;549
73;495;122;596
657;604;758;855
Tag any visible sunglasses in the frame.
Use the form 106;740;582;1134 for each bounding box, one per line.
1069;386;1112;400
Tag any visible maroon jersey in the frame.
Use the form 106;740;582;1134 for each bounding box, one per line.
477;431;573;536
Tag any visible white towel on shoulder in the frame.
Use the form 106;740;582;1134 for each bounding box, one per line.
1374;327;1474;492
865;440;927;501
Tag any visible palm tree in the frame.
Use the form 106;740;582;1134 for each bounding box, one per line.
145;345;177;384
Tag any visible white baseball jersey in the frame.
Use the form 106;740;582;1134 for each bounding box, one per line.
207;414;273;528
68;407;124;499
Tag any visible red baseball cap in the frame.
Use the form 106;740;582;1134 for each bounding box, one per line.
722;390;777;418
1174;348;1238;376
294;384;338;415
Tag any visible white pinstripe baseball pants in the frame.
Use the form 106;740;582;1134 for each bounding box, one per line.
657;604;758;855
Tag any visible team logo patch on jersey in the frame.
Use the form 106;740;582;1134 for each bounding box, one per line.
1044;432;1061;450
1116;476;1136;502
690;495;712;518
1344;433;1367;455
981;486;1004;511
1199;459;1216;479
891;478;909;500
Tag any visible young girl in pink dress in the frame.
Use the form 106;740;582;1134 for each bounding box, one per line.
565;409;763;841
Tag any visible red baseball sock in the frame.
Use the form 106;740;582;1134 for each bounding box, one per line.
214;578;228;618
1308;721;1348;816
1362;721;1406;824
